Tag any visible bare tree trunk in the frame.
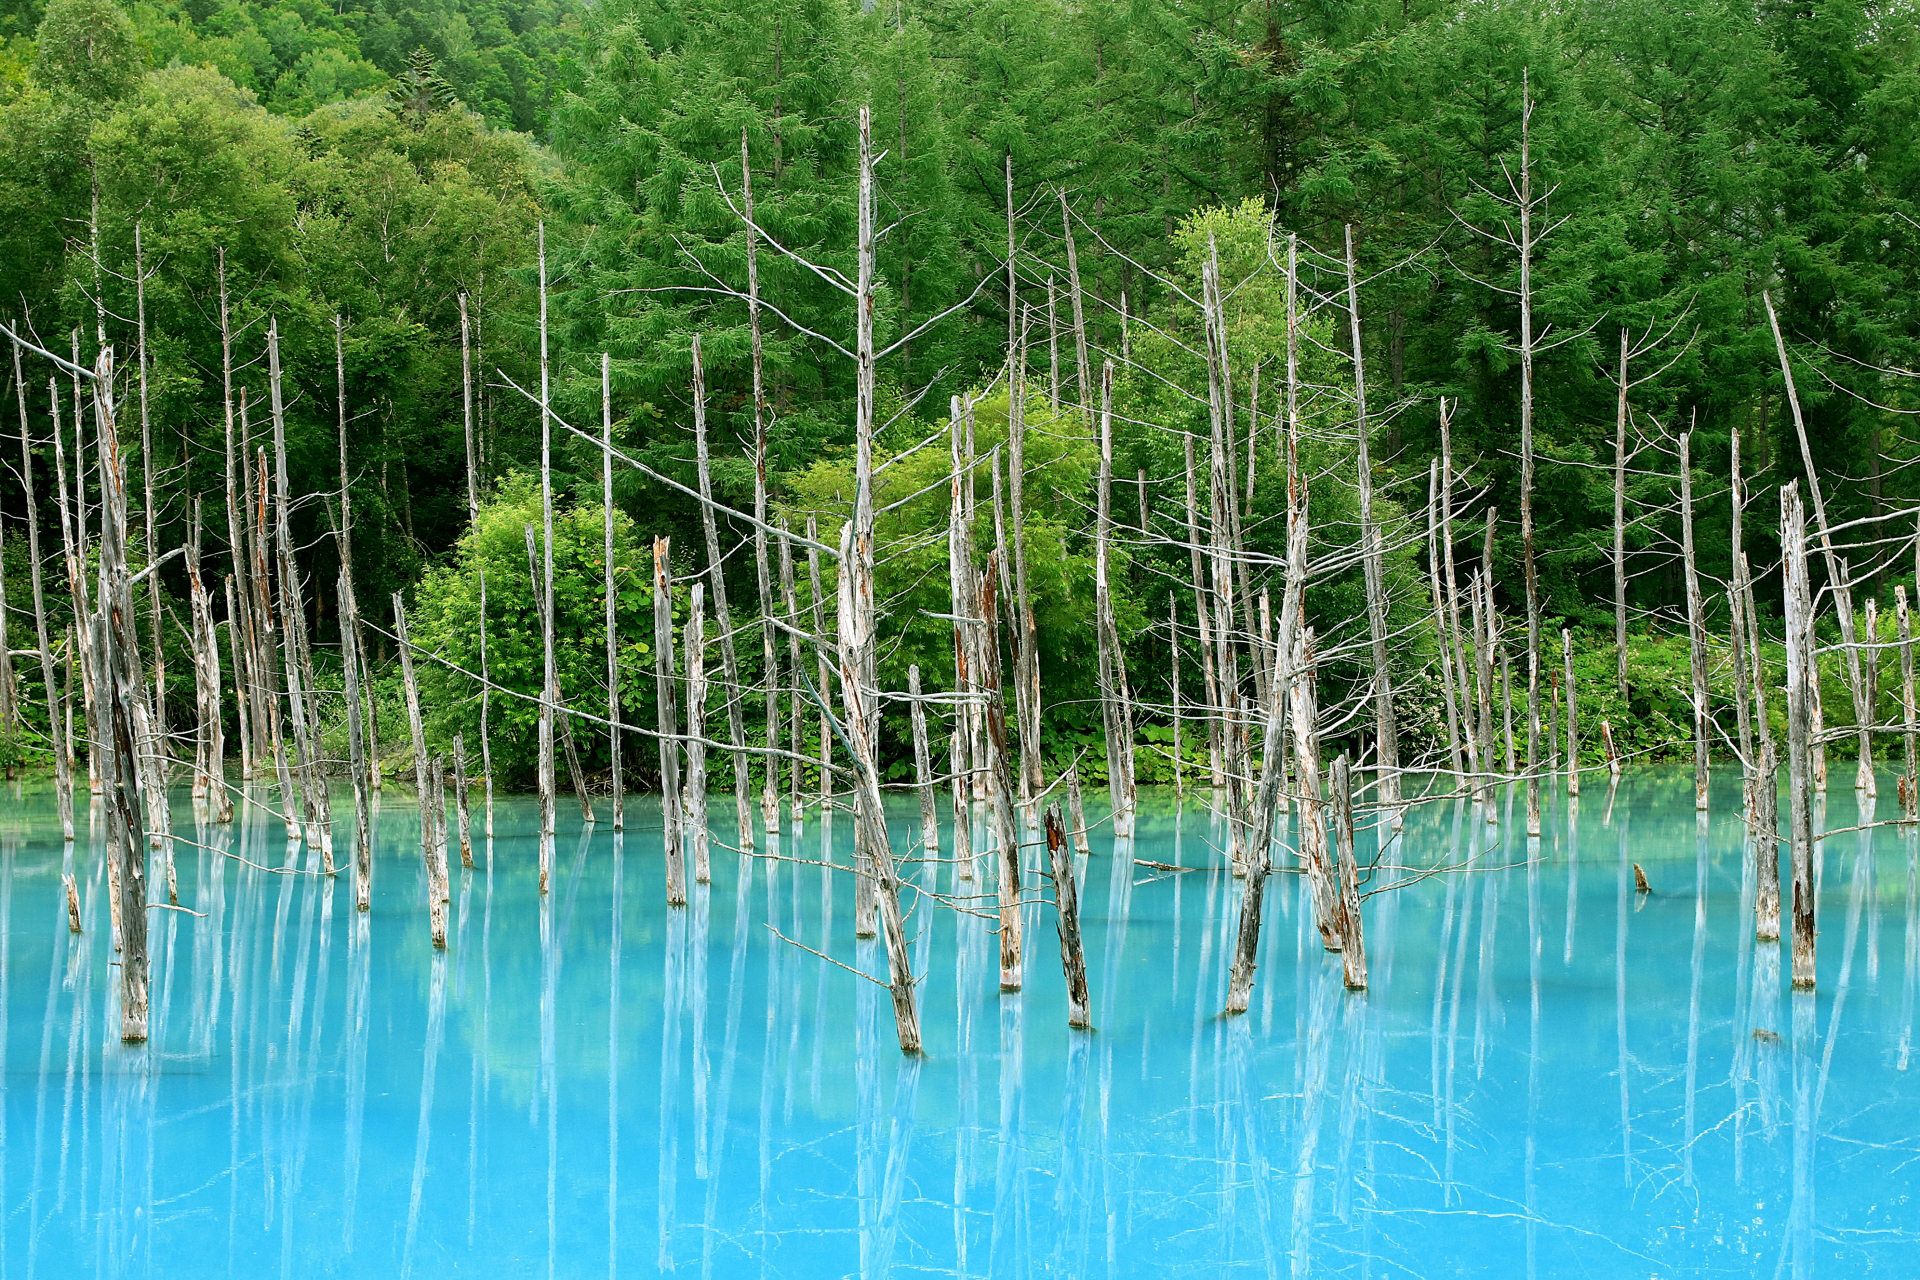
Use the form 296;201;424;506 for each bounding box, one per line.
1440;402;1478;780
87;349;151;1040
979;553;1024;990
134;224;166;775
655;536;686;906
1045;804;1091;1028
1899;586;1917;823
216;250;255;783
1008;335;1043;803
1767;291;1873;796
454;735;473;870
686;584;711;885
691;334;754;852
909;664;938;855
1345;225;1399;828
336;316;379;799
268;322;331;863
13;340;74;838
1563;629;1580;796
779;520;805;824
461;293;480;525
1427;459;1465;780
1781;483;1816;988
1730;431;1755;822
1094;364;1136;838
1182;434;1223;790
807;516;832;813
1680;432;1710;811
1061;191;1093;415
340;567;372;910
478;565;492;836
1610;329;1632;714
1331;754;1368;990
394;594;438;912
1514;89;1544;839
1171;594;1186;796
1225;565;1292;1013
537;223;558;847
603;352;623;830
743;128;780;841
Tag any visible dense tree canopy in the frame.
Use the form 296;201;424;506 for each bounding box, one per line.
5;0;1920;779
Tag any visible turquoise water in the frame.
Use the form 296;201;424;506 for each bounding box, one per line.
2;769;1916;1277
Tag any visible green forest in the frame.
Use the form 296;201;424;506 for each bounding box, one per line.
4;0;1920;789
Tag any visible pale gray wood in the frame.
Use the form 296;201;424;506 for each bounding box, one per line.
1045;804;1091;1028
654;536;686;906
1344;225;1399;829
1781;483;1816;987
686;584;711;885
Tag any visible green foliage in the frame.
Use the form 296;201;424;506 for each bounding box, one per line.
408;472;655;784
34;0;139;102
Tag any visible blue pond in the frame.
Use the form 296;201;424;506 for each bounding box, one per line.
1;769;1916;1277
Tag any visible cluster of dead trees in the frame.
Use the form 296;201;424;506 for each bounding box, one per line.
5;94;1915;1058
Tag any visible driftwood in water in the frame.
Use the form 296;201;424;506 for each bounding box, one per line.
1331;754;1368;991
1780;483;1816;988
1045;804;1091;1029
686;583;712;886
908;665;939;855
654;536;686;906
65;873;81;932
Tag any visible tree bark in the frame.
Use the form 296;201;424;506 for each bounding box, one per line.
1045;804;1091;1028
1781;484;1816;988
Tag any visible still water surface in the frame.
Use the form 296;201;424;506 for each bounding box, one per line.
2;771;1916;1276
